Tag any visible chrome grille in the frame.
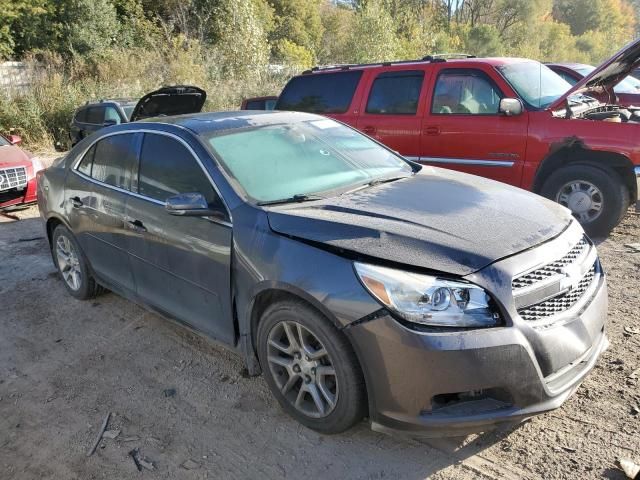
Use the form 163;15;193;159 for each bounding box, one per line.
518;265;596;321
512;237;589;290
0;166;28;192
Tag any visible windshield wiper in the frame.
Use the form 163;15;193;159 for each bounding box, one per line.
257;194;325;206
366;175;409;187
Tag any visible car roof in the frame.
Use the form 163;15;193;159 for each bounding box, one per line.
82;98;138;107
137;110;325;135
547;63;592;70
299;56;538;75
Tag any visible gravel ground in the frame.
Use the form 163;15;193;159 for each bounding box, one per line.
0;203;638;480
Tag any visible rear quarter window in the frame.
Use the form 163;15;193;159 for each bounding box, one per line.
276;71;363;114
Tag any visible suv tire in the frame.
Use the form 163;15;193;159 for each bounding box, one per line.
52;225;103;300
541;164;628;237
256;300;367;434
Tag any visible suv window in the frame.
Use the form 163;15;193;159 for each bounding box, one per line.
86;106;105;124
104;106;122;124
75;108;89;123
432;69;502;115
366;70;424;115
90;134;138;190
138;133;217;204
276;71;363;114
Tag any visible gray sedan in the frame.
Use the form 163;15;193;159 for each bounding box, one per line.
37;111;608;436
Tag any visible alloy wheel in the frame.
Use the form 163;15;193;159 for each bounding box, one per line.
55;234;82;291
556;180;604;223
266;320;338;418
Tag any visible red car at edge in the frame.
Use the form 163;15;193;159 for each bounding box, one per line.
0;133;44;210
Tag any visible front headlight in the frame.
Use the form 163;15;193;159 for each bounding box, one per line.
354;263;500;328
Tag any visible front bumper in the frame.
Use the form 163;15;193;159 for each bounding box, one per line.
345;224;608;437
0;177;37;209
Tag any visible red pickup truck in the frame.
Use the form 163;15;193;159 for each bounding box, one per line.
276;42;640;237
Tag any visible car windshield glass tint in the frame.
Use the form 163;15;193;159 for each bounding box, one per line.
275;71;362;113
122;105;135;120
206;119;412;203
497;62;571;109
575;65;640;94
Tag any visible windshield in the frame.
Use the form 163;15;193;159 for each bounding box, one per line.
574;65;640;94
206;119;412;203
0;135;9;147
497;61;572;109
122;105;135;120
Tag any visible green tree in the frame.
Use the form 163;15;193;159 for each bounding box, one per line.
268;0;324;62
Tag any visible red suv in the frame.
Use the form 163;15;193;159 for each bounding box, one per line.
276;44;640;237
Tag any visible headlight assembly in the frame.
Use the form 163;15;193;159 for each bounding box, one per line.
354;263;500;328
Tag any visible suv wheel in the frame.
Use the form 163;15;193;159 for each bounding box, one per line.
256;300;366;434
541;164;628;237
52;225;102;300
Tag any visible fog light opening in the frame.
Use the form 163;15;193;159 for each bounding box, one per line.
428;388;513;416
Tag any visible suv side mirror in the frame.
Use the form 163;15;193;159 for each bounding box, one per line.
499;98;523;116
103;119;118;127
165;192;226;219
7;134;22;145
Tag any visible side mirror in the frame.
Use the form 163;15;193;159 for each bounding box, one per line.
103;119;118;127
7;134;22;145
165;192;225;219
499;98;523;116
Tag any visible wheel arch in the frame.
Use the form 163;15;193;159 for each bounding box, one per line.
533;140;636;201
45;214;72;248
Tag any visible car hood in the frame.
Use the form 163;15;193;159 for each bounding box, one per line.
266;168;573;276
550;38;640;110
0;145;31;168
130;85;206;122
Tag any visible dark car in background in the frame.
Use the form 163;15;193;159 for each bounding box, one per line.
38;110;608;437
240;96;278;110
547;63;640;107
69;86;206;146
1;133;44;209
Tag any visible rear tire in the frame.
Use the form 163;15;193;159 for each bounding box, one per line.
256;300;366;434
52;225;102;300
540;164;628;237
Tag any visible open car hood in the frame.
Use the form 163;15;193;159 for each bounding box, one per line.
130;85;206;122
550;38;640;111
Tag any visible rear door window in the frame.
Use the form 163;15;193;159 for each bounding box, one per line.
86;106;105;124
138;133;217;205
276;71;363;113
432;69;503;115
76;144;95;176
91;134;139;190
366;70;425;115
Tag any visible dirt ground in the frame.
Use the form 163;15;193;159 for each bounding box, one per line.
0;202;638;479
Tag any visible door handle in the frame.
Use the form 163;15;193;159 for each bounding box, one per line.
362;126;377;135
424;126;440;135
126;218;147;233
70;196;83;208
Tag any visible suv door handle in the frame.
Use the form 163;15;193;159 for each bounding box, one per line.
70;196;83;208
424;126;440;135
362;126;377;135
126;218;147;233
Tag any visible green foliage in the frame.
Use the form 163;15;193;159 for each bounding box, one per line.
0;0;638;150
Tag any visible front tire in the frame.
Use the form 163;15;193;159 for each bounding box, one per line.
256;300;367;434
540;164;628;237
52;225;102;300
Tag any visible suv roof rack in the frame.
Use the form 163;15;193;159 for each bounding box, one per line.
302;53;477;74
